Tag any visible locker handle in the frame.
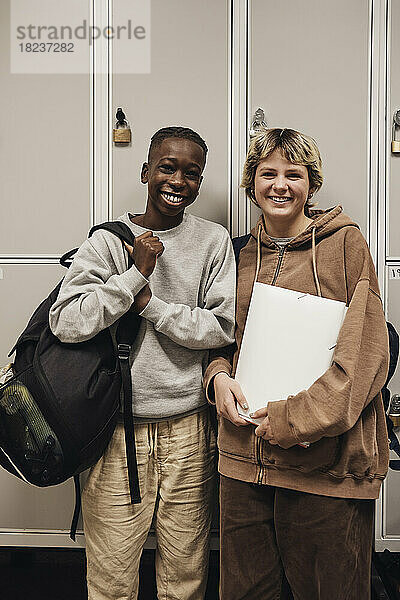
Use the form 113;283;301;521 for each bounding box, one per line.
116;107;127;126
392;110;400;153
249;108;267;138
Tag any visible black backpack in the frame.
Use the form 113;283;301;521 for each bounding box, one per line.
382;322;400;469
0;221;142;539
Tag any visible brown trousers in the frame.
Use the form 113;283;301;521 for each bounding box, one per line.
220;475;374;600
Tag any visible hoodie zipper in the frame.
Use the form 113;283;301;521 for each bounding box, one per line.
271;246;285;285
256;437;264;484
255;245;285;485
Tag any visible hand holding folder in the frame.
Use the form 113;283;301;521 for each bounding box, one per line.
235;283;348;432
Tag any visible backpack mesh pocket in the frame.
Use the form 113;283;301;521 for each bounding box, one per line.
0;370;64;485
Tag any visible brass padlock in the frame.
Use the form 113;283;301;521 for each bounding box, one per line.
392;110;400;153
113;122;131;144
113;108;131;145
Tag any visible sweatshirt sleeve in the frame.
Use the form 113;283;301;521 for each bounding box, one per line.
267;232;389;448
138;232;236;350
203;344;236;403
49;236;148;343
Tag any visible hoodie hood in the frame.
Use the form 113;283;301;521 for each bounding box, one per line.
250;205;359;249
250;205;360;299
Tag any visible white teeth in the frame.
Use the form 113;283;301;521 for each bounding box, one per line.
162;192;184;204
269;196;291;203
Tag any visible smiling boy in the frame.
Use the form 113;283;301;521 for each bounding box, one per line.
49;127;236;600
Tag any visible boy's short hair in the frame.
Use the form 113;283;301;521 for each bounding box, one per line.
241;128;323;215
148;126;208;165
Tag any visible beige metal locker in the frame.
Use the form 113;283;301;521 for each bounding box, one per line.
0;0;91;255
112;0;229;227
0;0;91;546
388;0;400;258
0;264;64;365
1;0;399;552
250;0;370;235
375;0;400;552
0;0;230;548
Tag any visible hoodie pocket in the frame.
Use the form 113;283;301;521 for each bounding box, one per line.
323;402;379;479
218;417;255;460
265;435;340;473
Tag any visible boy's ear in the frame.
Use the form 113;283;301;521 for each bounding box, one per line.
193;174;204;199
141;162;149;184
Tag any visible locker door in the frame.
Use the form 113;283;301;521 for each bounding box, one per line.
249;0;398;552
1;0;393;551
0;0;91;547
376;0;400;551
1;0;230;549
0;1;91;255
250;0;370;234
388;0;400;258
111;0;229;546
112;0;229;228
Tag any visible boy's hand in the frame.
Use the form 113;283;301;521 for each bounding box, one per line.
124;232;164;278
132;284;152;313
214;373;249;427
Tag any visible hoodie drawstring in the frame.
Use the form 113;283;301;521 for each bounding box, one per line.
255;223;262;283
311;226;322;297
256;222;322;298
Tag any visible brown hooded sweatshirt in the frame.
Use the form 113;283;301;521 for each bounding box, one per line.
204;206;389;499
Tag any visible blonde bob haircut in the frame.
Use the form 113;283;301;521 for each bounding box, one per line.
241;128;323;216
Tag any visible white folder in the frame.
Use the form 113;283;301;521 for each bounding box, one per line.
236;283;347;425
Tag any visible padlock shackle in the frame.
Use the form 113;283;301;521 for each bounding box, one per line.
392;111;400;151
115;120;129;129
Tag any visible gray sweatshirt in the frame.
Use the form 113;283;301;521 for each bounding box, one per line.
49;212;236;419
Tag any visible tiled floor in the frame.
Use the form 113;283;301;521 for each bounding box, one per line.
0;548;219;600
0;548;398;599
373;551;400;599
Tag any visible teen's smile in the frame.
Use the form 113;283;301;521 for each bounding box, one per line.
268;195;293;204
160;190;187;206
253;149;313;237
140;137;205;229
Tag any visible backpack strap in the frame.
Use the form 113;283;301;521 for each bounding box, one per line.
60;221;136;269
60;247;79;268
116;312;142;504
89;221;136;249
90;221;142;502
386;321;399;386
232;233;251;266
207;234;251;441
67;220;142;540
70;475;81;541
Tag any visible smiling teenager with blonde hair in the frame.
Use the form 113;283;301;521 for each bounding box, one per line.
205;128;389;599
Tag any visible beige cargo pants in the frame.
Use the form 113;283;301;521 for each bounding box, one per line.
82;409;216;600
